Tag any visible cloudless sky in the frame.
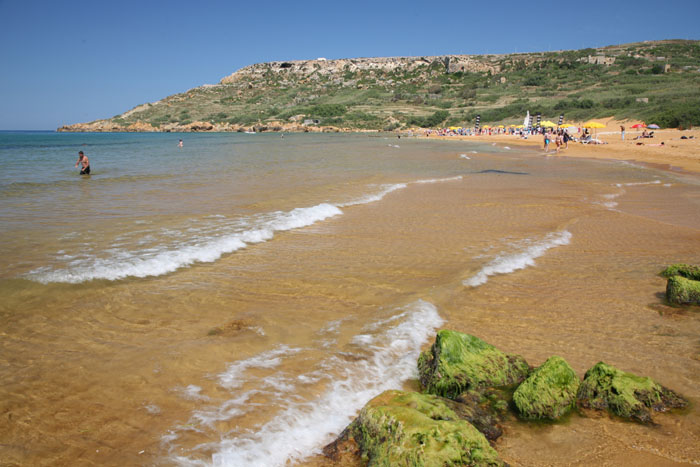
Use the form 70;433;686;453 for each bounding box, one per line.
1;0;698;130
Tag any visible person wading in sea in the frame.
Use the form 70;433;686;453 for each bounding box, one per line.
75;150;90;175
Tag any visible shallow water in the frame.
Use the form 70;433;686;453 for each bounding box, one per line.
0;132;699;465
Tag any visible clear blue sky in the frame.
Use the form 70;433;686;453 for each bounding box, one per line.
1;0;698;130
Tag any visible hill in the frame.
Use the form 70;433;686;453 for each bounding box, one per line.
58;40;700;133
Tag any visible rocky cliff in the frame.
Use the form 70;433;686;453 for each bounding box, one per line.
58;40;700;132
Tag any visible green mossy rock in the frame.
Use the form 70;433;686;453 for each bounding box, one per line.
666;275;700;305
513;356;580;420
345;390;504;466
576;362;687;423
418;330;530;399
660;263;700;281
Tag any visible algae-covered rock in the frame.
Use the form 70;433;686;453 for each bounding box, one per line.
513;356;579;420
666;275;700;305
449;389;509;440
576;362;687;423
328;390;504;466
660;263;700;281
418;330;530;399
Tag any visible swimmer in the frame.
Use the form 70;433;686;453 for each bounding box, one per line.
75;151;90;175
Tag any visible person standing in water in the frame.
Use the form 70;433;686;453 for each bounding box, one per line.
75;151;90;175
178;139;183;148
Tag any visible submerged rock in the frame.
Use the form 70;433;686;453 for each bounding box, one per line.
660;263;700;281
513;356;579;420
324;390;504;466
418;330;530;399
666;275;700;305
576;362;687;423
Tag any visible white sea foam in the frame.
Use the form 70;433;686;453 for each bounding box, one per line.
170;300;444;467
463;230;572;287
337;183;407;207
414;175;463;184
28;203;343;283
615;180;662;187
218;345;300;390
30;176;461;284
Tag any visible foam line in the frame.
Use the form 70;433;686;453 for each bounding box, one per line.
464;230;572;287
171;300;444;467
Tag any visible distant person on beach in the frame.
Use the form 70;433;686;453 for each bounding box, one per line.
620;125;625;141
543;131;550;152
178;139;183;148
75;151;90;175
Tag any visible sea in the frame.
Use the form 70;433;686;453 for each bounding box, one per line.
1;131;699;466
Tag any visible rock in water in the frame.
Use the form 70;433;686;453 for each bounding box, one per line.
659;263;700;281
576;362;687;423
324;390;504;466
666;275;700;305
513;356;580;420
418;330;530;398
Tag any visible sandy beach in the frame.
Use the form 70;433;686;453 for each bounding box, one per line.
422;118;700;175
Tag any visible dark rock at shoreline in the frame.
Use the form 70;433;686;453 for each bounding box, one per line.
418;330;530;399
513;356;580;420
576;362;687;423
323;390;505;466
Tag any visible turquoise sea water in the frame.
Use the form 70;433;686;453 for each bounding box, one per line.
0;131;490;282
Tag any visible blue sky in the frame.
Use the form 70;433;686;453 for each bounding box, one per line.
1;0;698;130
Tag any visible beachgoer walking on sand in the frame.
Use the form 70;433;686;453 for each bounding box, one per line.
178;139;183;148
555;131;563;154
562;130;570;149
75;151;90;175
620;125;625;141
543;131;550;153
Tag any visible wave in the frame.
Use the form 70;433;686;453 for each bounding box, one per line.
463;230;572;287
28;203;342;283
28;175;464;283
168;300;444;466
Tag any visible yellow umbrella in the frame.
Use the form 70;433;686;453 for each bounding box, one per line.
541;120;557;127
497;125;505;128
583;121;605;139
560;123;575;128
515;124;524;128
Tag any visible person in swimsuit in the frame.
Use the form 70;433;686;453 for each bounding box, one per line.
75;150;90;175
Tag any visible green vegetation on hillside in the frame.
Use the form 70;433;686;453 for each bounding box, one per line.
96;40;700;131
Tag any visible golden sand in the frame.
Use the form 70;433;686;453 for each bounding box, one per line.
424;118;700;174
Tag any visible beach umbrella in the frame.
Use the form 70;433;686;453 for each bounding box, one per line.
583;121;605;139
647;124;660;129
497;125;505;128
560;123;575;128
541;120;557;127
631;123;646;129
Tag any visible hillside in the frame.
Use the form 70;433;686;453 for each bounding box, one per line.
58;40;700;133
